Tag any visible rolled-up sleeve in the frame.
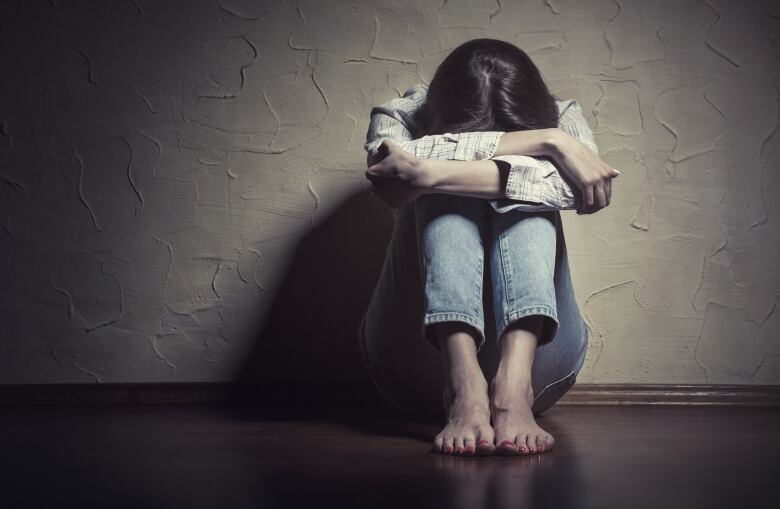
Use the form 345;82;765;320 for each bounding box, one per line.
364;85;597;214
486;99;596;213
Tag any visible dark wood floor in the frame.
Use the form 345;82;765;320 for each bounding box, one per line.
2;402;779;509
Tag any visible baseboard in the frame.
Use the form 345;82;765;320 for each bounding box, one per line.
0;382;386;407
559;383;780;407
0;382;778;407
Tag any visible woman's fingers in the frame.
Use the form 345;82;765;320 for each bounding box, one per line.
594;182;607;209
583;184;594;209
366;172;392;187
577;180;612;215
366;158;390;177
576;185;591;215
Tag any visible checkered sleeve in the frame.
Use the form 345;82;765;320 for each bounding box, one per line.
364;85;598;214
364;84;504;167
487;99;598;213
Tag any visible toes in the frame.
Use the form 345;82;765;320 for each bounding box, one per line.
516;434;529;455
543;434;555;452
535;434;546;453
463;437;476;456
433;434;444;453
453;437;465;455
539;435;551;452
443;436;455;454
496;438;518;456
476;437;494;456
527;434;538;454
527;435;537;454
476;428;495;456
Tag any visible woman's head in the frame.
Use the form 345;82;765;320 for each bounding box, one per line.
412;38;559;137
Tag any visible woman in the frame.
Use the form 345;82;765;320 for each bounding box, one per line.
359;38;619;457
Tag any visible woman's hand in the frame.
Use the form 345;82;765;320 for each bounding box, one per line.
365;139;434;209
548;130;620;215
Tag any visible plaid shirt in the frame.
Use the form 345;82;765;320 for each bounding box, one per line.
364;82;599;213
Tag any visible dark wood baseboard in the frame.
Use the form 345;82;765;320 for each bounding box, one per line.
0;382;779;407
559;383;780;407
0;382;384;407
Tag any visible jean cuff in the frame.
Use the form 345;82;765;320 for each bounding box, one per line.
498;305;559;346
421;312;486;353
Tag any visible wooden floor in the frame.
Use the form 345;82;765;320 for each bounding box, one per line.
2;402;779;509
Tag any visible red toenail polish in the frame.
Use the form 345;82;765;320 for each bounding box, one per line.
478;439;490;445
499;440;514;447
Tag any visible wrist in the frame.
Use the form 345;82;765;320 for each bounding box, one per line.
543;128;569;159
418;158;443;193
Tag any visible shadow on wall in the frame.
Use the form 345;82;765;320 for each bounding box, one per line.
234;190;394;387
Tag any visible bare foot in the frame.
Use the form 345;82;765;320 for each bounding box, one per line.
432;376;495;457
489;374;555;456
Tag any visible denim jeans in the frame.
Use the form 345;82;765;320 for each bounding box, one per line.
358;193;589;421
416;193;559;354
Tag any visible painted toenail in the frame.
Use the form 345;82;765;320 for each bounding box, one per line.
478;439;490;445
499;440;515;448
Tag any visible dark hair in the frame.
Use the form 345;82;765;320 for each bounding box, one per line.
411;38;560;138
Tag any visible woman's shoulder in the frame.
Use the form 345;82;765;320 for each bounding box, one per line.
402;82;428;98
554;98;586;122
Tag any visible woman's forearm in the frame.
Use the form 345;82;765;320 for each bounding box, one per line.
423;158;511;199
492;128;559;157
421;128;559;200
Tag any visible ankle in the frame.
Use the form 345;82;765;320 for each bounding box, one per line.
493;364;533;387
490;383;534;411
446;369;488;394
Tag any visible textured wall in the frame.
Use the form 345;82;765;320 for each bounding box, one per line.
0;0;778;385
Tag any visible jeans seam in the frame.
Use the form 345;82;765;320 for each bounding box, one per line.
532;369;577;412
475;250;484;320
498;212;511;339
537;370;576;399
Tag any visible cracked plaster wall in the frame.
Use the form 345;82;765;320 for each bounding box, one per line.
0;0;779;385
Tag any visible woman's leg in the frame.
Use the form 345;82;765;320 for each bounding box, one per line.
415;192;495;456
488;210;589;416
358;201;447;423
487;208;560;456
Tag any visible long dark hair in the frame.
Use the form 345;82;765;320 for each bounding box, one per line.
411;38;560;138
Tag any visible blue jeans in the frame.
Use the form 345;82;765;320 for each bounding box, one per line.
416;193;559;354
358;193;589;420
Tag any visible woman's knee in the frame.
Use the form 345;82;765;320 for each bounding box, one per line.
493;212;557;278
416;194;487;234
416;197;488;259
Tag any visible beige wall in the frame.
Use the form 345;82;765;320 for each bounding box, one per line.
0;0;778;384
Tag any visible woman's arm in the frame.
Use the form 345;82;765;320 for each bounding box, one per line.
364;83;505;167
364;84;611;213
